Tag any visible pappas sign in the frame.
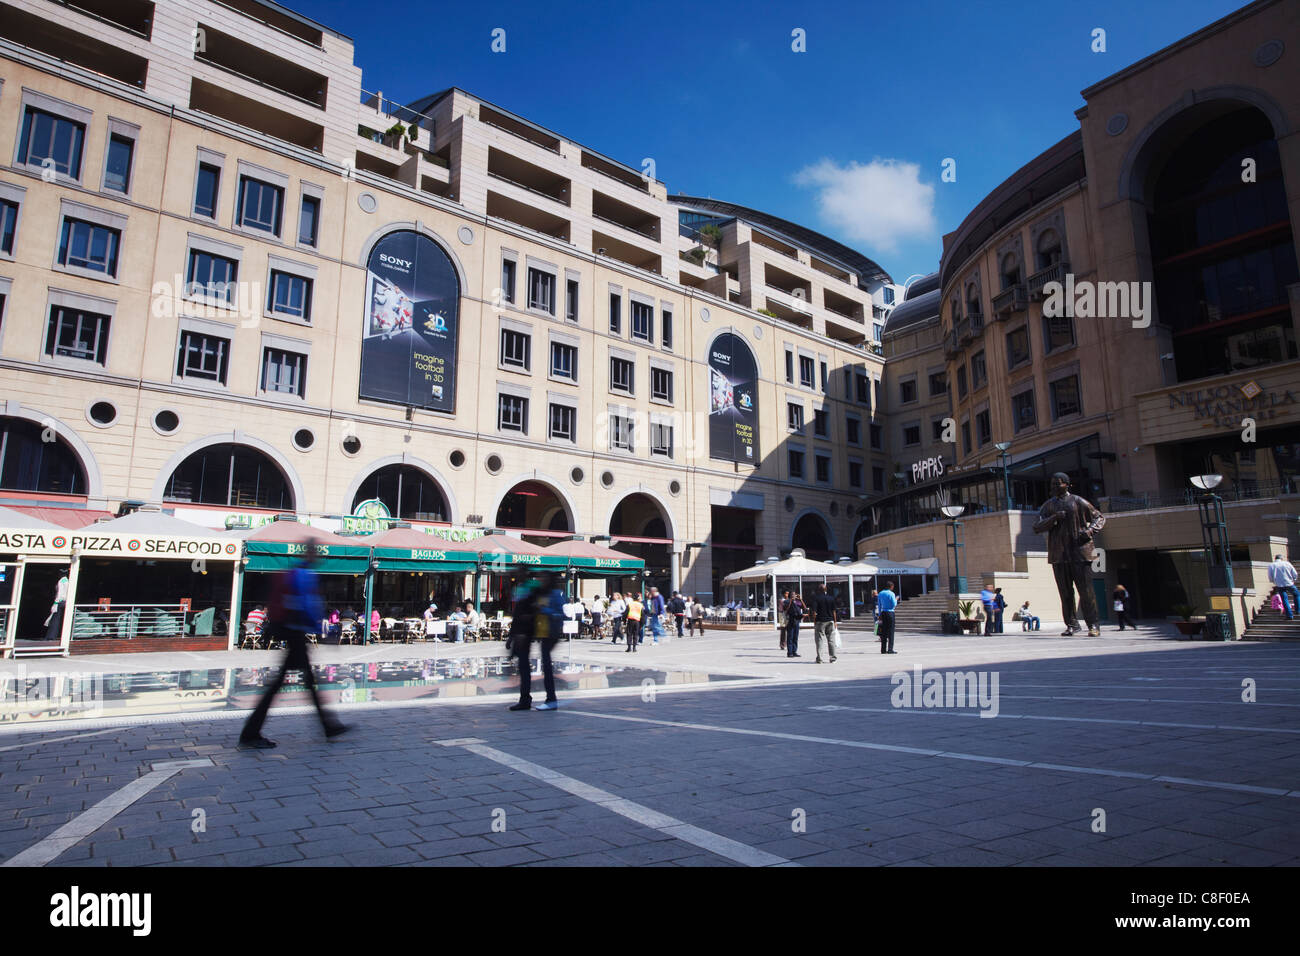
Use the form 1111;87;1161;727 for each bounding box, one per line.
359;230;460;413
911;455;945;483
708;332;760;464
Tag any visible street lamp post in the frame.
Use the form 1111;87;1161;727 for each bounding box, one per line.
994;441;1012;511
1191;473;1235;638
941;504;967;595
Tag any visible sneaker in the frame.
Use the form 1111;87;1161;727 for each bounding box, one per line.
886;650;897;654
509;701;531;711
1061;628;1077;636
1087;626;1101;637
324;723;350;739
238;735;276;749
830;657;837;663
534;701;558;711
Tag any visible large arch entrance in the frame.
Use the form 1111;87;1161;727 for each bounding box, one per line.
351;464;448;522
791;511;834;560
494;480;572;547
0;416;87;495
609;492;672;595
162;443;294;510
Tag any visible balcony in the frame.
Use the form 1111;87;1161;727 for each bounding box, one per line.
212;0;324;47
488;147;570;206
991;283;1028;318
592;190;660;240
824;287;866;323
1027;260;1070;299
48;0;154;39
487;191;571;242
1102;479;1294;514
581;151;651;193
751;230;800;260
0;4;149;87
593;230;661;274
968;311;985;337
195;24;328;110
480;105;561;153
191;78;324;152
956;316;973;343
944;328;961;357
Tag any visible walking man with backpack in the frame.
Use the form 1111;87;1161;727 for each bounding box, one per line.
239;541;348;749
508;572;565;711
668;591;687;638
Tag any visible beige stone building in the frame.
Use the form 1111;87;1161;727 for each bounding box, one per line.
866;0;1300;635
0;0;899;643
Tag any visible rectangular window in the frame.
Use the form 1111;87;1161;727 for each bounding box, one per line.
957;365;968;399
785;349;794;384
870;423;883;450
610;413;634;451
1007;326;1031;369
236;176;283;235
787;403;804;432
661;308;673;348
651;422;673;458
58;219;120;277
502;258;517;304
268;270;312;320
298;194;320;247
815;453;831;484
971;352;987;390
900;379;918;404
0;200;18;254
500;328;531;370
103;134;134;194
961;421;971;455
1043;314;1075;352
845;416;861;445
176;330;230;384
883;286;895;305
194;163;220;218
788;448;805;479
928;371;946;397
975;409;991;446
856;372;869;404
1050;375;1082;419
631;300;653;342
261;348;306;397
799;355;815;388
566;279;579;322
548;403;575;442
813;408;828;438
1012;389;1037;432
873;322;885;341
45;306;109;364
819;360;828;392
550;341;577;381
609;292;621;334
931;418;946;441
903;424;921;446
528;267;556;315
610;356;634;394
651;366;673;403
868;465;880;491
498;393;528;432
187;249;238;302
19;107;85;179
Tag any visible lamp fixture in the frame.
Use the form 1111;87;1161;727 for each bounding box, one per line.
993;441;1011;452
1190;474;1223;491
940;505;966;519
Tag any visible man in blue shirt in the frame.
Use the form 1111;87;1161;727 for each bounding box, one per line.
876;581;898;654
645;587;666;643
979;586;996;636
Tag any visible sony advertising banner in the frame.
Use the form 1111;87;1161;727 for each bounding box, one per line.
359;230;460;412
708;332;759;463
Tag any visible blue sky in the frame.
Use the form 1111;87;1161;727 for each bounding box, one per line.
293;0;1248;286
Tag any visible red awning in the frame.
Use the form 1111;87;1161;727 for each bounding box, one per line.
1;505;114;528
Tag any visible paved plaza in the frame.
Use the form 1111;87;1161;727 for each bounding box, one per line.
1;626;1297;867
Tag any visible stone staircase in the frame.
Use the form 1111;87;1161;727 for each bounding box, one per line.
1241;606;1300;641
893;592;953;632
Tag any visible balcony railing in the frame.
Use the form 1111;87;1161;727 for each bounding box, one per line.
956;317;973;342
70;604;216;639
968;311;985;336
488;171;569;206
1102;479;1295;514
1027;260;1069;298
592;212;657;240
992;283;1027;317
944;328;961;356
360;90;437;134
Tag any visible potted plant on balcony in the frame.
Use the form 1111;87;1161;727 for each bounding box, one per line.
1170;603;1204;638
957;600;982;633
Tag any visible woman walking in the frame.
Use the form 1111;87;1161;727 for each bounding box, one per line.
608;592;626;643
1113;584;1136;631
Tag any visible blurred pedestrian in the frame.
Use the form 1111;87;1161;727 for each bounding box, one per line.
993;587;1006;633
1113;584;1136;630
608;592;626;643
646;587;666;643
668;591;687;637
508;572;565;711
812;583;838;664
625;592;644;651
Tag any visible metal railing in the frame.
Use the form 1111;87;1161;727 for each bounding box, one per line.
1103;480;1294;514
71;604;210;640
592;212;658;240
487;171;570;206
992;283;1027;316
359;90;436;132
1027;260;1069;296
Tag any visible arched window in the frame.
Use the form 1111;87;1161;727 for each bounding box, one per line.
791;513;832;559
352;465;447;521
0;417;86;494
163;444;293;510
965;284;980;318
1036;230;1062;270
1001;253;1021;290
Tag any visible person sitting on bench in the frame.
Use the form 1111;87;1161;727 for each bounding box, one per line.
1018;601;1040;631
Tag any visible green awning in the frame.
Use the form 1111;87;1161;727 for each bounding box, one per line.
371;546;480;573
244;540;370;573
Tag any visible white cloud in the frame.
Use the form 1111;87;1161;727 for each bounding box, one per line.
792;158;936;254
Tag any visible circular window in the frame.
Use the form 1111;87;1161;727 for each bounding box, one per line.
457;225;475;245
601;471;615;489
753;325;764;339
829;502;839;517
449;449;466;469
485;454;503;475
669;480;682;496
700;307;711;323
784;496;795;513
342;435;362;456
153;409;180;435
292;428;314;451
357;192;378;213
87;401;117;428
570;467;584;485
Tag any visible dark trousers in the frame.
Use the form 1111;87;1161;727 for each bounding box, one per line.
516;637;557;704
983;607;995;635
786;621;801;655
1053;561;1099;628
673;613;685;636
627;619;641;645
994;610;1004;633
1116;609;1136;629
611;616;624;642
43;602;65;642
242;627;337;739
878;611;895;652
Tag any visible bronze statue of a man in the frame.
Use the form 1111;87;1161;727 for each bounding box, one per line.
1032;472;1105;636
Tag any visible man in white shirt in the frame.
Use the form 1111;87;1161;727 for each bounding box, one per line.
1268;554;1299;620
